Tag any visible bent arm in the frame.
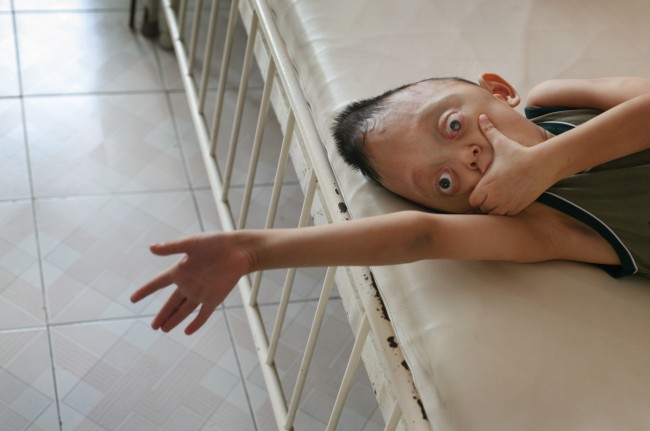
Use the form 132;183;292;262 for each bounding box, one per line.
471;80;650;214
529;91;650;183
527;76;650;179
527;76;650;110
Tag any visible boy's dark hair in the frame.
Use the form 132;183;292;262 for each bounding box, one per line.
331;77;477;183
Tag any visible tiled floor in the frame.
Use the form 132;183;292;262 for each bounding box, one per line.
0;1;382;430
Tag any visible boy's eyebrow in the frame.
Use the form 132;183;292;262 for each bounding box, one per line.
419;93;459;134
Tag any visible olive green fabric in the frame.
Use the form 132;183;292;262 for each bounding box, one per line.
527;107;650;277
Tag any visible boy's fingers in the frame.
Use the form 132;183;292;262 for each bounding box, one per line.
130;270;174;303
468;187;486;208
151;288;184;330
160;299;198;333
185;304;217;335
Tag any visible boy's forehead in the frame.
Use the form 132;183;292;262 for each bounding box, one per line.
387;79;470;116
392;79;460;103
377;80;464;133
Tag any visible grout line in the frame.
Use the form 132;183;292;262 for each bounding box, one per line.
0;180;301;206
0;188;196;204
19;88;180;99
17;86;245;100
222;308;261;431
12;4;62;428
11;7;134;15
0;325;47;335
44;314;155;329
0;318;145;335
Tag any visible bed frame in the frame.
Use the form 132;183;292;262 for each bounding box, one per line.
159;0;429;429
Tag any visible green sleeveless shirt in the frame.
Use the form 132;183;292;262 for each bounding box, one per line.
526;106;650;278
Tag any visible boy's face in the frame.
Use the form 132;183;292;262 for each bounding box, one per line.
366;76;547;213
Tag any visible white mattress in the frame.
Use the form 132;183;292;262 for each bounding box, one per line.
268;0;650;428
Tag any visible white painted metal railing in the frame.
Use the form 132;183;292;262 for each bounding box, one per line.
160;0;429;429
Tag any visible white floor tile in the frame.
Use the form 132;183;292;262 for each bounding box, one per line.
51;314;255;430
0;329;59;431
25;93;188;196
36;192;202;323
0;201;45;330
0;14;20;96
16;11;162;95
0;98;30;200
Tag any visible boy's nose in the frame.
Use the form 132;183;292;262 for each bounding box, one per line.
461;144;481;171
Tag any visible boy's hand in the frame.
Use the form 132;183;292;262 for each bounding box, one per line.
469;115;551;215
130;232;252;335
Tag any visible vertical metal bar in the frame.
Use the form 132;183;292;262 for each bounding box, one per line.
237;61;275;229
187;0;204;76
177;0;188;36
197;0;221;113
285;266;337;429
384;402;402;431
327;315;371;431
264;171;318;362
264;112;294;229
209;0;239;146
129;0;136;28
218;12;258;193
248;113;295;305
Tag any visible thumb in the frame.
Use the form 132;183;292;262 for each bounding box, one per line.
478;114;502;144
469;179;487;208
150;237;194;256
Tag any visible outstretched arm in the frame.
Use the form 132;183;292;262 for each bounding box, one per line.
131;211;441;335
470;77;650;215
132;208;619;334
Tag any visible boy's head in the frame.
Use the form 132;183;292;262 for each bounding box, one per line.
332;73;546;213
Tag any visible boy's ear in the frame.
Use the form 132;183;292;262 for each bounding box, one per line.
478;73;520;107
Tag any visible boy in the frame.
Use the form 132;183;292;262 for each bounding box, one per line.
131;74;650;335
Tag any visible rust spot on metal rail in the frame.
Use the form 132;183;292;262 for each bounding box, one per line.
413;396;429;421
365;272;390;321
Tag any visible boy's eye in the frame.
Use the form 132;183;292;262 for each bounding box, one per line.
444;113;463;137
438;172;453;194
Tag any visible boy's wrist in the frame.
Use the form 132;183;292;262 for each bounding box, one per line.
530;142;564;189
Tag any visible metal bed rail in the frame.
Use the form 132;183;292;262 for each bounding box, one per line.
160;0;429;429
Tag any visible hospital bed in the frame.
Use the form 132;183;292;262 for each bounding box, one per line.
158;0;650;429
